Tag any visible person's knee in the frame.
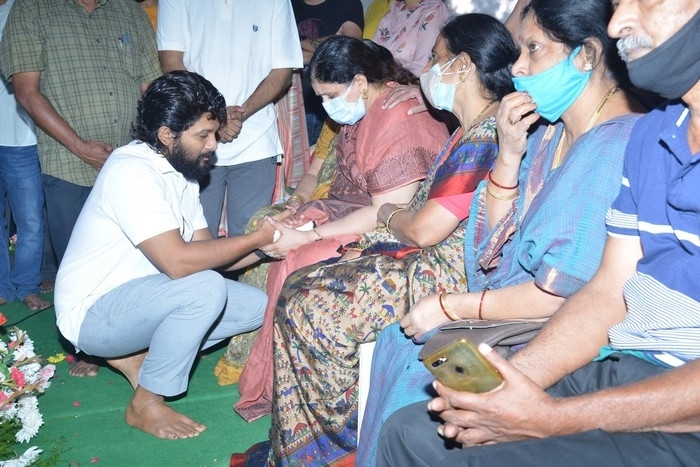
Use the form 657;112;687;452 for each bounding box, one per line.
378;402;414;450
182;270;228;312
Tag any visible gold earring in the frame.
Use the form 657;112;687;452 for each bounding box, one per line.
459;66;471;83
361;88;368;99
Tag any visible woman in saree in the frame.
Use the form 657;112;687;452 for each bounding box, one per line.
232;36;448;420
357;0;648;463
214;119;340;385
233;14;520;466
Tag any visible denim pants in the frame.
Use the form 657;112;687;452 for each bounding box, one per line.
0;145;44;301
77;270;266;396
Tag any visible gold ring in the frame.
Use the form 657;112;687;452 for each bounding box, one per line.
508;118;518;125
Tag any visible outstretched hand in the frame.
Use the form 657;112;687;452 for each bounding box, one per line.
429;344;556;446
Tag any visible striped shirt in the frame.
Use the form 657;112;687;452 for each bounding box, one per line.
606;102;700;362
0;0;161;186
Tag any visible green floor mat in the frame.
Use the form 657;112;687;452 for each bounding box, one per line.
0;296;269;467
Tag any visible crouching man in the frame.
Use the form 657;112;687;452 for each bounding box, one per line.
55;71;275;440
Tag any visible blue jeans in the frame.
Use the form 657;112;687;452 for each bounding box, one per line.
77;270;266;396
0;145;44;301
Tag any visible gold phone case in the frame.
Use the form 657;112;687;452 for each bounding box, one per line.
422;338;503;393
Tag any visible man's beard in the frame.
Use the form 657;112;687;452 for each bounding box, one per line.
167;140;214;182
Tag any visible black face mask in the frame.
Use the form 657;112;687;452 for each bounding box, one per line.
626;10;700;100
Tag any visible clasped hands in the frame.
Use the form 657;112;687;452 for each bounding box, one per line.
219;105;245;143
258;210;315;259
428;344;558;448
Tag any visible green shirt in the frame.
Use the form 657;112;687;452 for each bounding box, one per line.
0;0;161;186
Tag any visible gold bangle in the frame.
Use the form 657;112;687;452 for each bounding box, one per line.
439;293;460;321
385;207;405;235
486;183;519;201
286;194;306;207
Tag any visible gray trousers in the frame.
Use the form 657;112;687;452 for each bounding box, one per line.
199;157;278;238
377;354;700;466
42;174;91;267
77;270;266;396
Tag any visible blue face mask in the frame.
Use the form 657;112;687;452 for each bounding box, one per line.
322;81;366;125
419;56;462;112
512;46;591;122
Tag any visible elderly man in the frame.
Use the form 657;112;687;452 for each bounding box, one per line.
55;71;276;440
377;1;700;465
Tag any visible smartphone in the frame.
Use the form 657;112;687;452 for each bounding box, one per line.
422;338;503;393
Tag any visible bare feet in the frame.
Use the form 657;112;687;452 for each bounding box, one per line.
22;294;51;311
69;354;101;377
40;280;55;294
125;386;206;439
107;351;147;389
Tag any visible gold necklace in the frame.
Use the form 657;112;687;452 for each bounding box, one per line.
552;86;619;169
585;86;618;132
466;100;496;132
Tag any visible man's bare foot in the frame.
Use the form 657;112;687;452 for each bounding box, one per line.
22;294;51;311
69;354;101;377
125;386;206;439
107;351;147;389
40;280;55;294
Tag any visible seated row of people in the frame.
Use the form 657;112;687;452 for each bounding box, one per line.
233;0;650;464
50;0;700;465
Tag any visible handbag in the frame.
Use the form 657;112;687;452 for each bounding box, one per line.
418;319;545;360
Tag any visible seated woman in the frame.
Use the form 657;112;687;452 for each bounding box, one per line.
214;119;340;385
232;36;448;420
235;14;520;466
357;0;647;463
373;0;452;76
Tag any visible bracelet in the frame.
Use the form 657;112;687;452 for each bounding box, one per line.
311;228;323;241
385;207;405;235
486;183;519;201
488;170;518;190
286;194;306;207
478;289;487;320
439;293;460;321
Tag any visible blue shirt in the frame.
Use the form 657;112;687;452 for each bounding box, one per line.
606;101;700;362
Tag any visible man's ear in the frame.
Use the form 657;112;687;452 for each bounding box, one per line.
157;126;175;153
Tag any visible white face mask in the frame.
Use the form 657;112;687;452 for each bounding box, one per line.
420;56;463;112
322;81;367;125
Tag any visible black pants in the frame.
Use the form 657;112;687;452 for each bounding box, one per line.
377;355;700;466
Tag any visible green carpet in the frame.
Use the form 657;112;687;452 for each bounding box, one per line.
1;295;270;467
